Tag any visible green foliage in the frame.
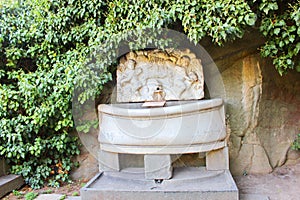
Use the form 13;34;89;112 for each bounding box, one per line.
0;0;298;189
292;133;300;150
42;189;53;194
0;0;85;188
76;119;98;134
12;190;23;198
72;191;79;196
24;192;38;200
257;0;300;75
100;0;255;45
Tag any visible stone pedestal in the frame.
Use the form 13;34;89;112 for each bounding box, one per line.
206;146;229;170
99;150;120;172
144;155;173;180
81;167;238;200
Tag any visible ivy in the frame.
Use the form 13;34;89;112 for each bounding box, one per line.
257;0;300;75
0;0;96;188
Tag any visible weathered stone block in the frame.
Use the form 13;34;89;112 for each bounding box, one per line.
206;146;229;170
98;150;120;172
0;175;24;198
144;155;173;180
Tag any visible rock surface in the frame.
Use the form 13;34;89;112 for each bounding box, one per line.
70;149;98;182
204;29;300;175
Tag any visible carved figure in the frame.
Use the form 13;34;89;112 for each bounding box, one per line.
117;49;204;102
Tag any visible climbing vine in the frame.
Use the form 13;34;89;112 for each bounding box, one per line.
0;0;299;188
257;0;300;75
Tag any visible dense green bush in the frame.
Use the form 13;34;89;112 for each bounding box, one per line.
0;0;100;188
0;0;299;188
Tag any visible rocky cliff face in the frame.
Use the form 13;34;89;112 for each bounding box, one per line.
204;29;300;175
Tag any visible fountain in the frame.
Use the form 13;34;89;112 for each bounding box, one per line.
81;49;238;200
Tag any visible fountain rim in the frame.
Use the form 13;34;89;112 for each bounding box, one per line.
98;98;223;118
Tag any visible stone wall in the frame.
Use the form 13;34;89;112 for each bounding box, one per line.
258;59;300;169
71;29;300;179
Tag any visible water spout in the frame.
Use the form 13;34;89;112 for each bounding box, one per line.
152;86;165;102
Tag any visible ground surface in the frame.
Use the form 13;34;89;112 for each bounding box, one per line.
235;162;300;200
2;162;300;200
2;180;84;200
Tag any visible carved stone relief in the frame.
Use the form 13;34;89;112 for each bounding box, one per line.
117;49;204;102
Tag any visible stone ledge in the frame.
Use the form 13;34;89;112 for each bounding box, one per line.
0;174;24;198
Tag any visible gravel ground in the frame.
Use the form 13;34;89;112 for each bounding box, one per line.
235;162;300;200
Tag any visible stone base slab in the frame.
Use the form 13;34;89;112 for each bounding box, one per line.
81;167;238;200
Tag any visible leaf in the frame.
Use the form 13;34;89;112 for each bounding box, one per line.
274;28;280;35
245;13;257;26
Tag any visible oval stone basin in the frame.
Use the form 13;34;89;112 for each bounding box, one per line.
98;98;226;154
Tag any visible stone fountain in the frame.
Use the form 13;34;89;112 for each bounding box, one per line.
81;49;238;200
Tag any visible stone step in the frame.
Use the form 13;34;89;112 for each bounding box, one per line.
0;174;24;198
